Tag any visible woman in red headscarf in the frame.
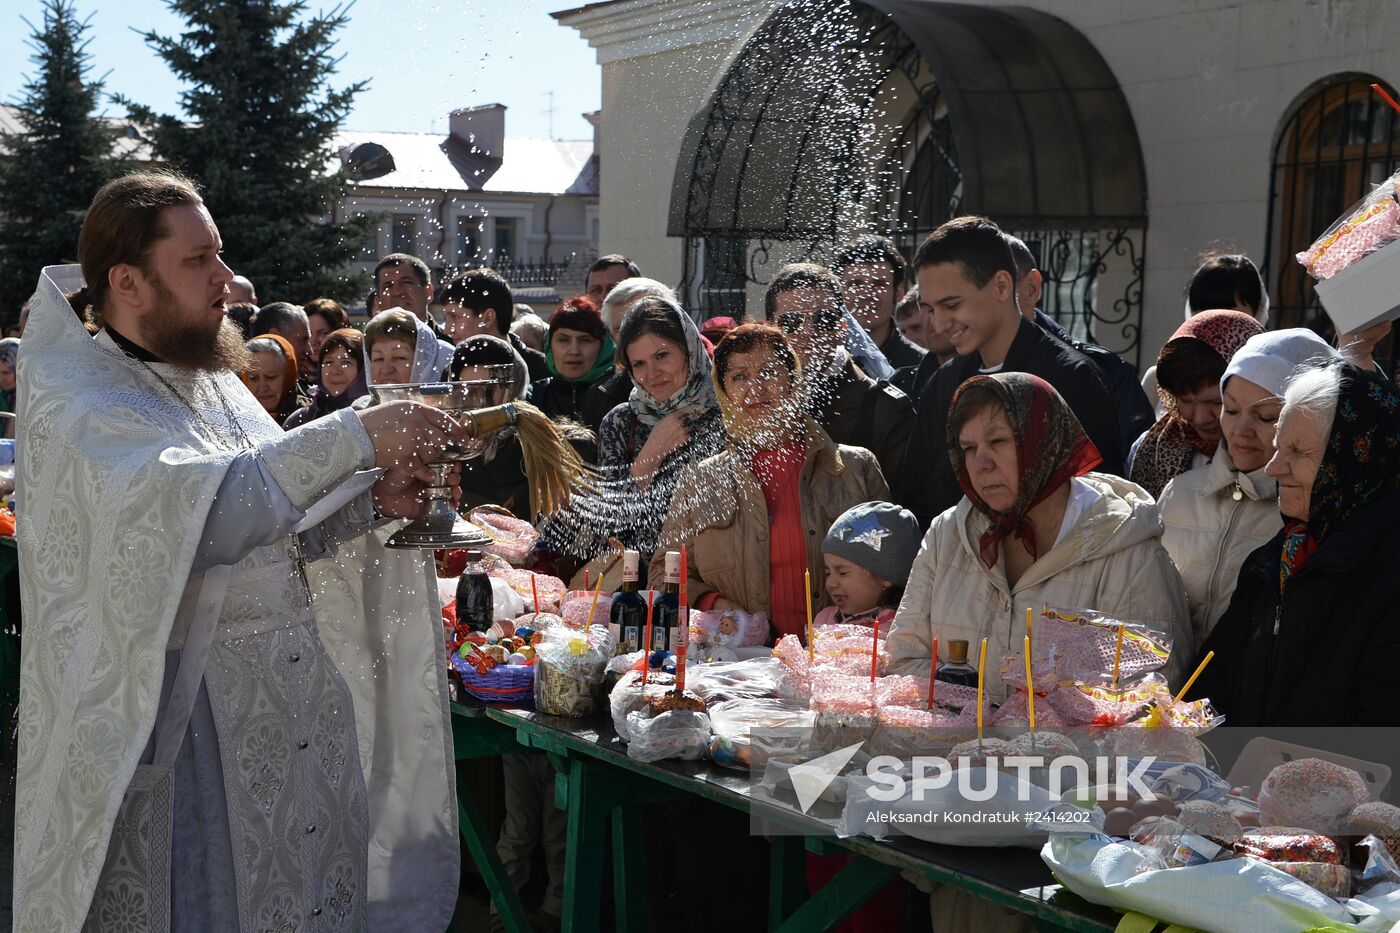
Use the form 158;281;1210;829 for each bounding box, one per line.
885;372;1192;700
1129;309;1264;497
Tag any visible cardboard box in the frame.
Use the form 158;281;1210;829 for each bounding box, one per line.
1314;235;1400;334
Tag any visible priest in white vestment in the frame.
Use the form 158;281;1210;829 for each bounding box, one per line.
12;173;462;933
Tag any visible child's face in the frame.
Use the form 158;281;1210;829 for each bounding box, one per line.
822;553;890;615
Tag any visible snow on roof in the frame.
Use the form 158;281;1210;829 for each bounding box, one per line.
332;129;597;197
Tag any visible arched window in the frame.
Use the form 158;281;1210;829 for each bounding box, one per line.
1267;75;1400;332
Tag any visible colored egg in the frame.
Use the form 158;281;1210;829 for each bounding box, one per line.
485;645;509;663
514;626;536;642
507;652;528;666
517;646;536;662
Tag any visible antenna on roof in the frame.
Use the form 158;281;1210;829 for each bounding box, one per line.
544;91;556;141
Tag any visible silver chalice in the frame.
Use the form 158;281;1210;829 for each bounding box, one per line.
369;364;518;549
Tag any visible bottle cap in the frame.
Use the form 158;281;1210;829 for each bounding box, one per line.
622;549;640;581
664;550;680;583
466;549;484;561
947;639;970;663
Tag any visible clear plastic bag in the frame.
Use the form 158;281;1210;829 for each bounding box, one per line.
624;710;711;763
706;698;814;770
609;669;677;740
688;609;769;652
688;657;787;703
533;623;614;717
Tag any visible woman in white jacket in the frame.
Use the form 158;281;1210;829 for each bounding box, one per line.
886;372;1192;702
1158;329;1338;649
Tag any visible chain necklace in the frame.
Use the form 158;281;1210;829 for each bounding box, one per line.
124;350;315;605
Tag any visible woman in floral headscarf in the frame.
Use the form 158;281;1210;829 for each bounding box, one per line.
0;337;18;438
1129;309;1264;497
886;372;1191;700
1198;360;1400;726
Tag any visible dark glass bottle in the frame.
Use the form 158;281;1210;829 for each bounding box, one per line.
937;638;979;687
651;551;682;653
609;550;647;654
455;550;493;632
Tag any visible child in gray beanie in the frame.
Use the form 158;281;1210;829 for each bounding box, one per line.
815;501;923;629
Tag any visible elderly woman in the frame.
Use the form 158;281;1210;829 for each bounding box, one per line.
886;373;1190;698
527;296;616;427
362;307;454;387
1197;361;1400;726
242;333;301;424
652;323;887;638
284;327;369;428
1158;329;1337;648
0;337;18;439
1129;309;1264;498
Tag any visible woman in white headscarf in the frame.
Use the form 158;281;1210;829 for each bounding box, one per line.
1158;328;1337;648
361;307;455;387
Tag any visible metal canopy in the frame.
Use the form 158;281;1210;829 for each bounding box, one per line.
668;0;1147;238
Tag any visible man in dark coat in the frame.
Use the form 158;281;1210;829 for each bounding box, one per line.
1006;236;1155;461
439;269;549;381
833;234;927;371
899;217;1124;527
765;263;914;495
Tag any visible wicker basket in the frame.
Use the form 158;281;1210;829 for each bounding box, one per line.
451;656;535;703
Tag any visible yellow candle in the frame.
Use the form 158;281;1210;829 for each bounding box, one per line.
976;637;988;741
584;578;604;629
1026;606;1033;643
1173;650;1215;706
805;569;814;663
1024;635;1036;732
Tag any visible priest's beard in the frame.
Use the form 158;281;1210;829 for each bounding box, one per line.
138;275;249;372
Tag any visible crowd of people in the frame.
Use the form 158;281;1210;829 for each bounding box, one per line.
11;168;1400;932
27;213;1392;726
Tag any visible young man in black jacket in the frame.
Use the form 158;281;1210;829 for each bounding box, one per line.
899;217;1124;527
438;269;549;382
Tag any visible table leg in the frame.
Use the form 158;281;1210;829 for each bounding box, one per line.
611;806;647;933
560;759;610;933
769;854;898;933
767;836;807;930
456;781;533;933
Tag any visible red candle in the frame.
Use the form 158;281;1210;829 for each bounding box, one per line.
870;618;880;688
926;637;939;711
677;546;689;693
530;574;540;616
584;569;590;593
642;589;656;688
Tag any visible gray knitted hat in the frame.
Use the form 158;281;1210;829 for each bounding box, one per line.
822;501;922;585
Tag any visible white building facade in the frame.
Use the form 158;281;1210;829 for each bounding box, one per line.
556;0;1400;367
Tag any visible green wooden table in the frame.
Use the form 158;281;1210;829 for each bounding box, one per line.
449;698;1119;933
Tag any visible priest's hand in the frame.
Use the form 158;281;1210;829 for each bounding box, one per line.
372;465;463;520
357;401;473;472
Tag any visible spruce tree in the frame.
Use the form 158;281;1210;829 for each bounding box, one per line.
0;0;123;324
124;0;373;303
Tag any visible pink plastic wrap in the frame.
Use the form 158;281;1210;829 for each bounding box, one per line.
1032;606;1172;687
469;506;540;566
485;558;566;613
560;593;613;630
1296;176;1400;281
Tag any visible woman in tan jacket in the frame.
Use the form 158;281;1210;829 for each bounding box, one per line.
885;372;1191;702
651;324;887;640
